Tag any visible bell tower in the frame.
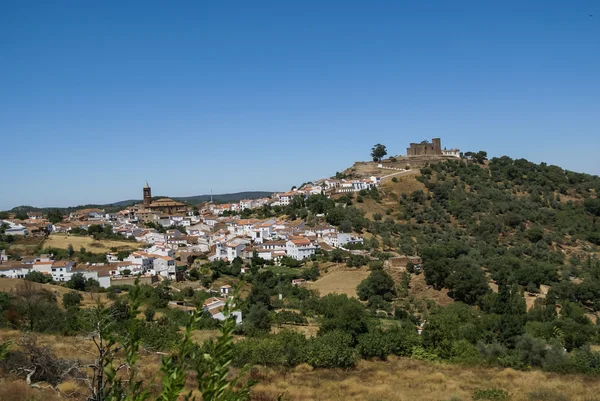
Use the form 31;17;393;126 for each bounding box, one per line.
143;181;152;207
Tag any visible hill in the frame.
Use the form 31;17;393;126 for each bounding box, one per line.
283;153;600;312
6;191;274;213
351;156;599;283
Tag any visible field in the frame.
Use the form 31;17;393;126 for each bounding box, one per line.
308;267;370;298
0;278;108;308
251;356;600;401
1;329;599;401
44;234;142;253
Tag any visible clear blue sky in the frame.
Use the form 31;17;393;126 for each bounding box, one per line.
1;1;599;210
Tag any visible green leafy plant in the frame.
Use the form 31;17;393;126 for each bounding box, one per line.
473;388;509;401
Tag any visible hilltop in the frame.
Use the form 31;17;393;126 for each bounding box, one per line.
328;153;600;309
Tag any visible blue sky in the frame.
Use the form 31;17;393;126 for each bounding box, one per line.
1;1;599;210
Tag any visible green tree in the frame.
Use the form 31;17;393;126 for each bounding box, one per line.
25;270;52;284
357;330;391;360
244;303;271;335
357;270;396;301
14;211;28;220
318;294;369;341
47;209;64;224
306;330;358;369
371;143;388;162
584;198;600;217
62;291;83;309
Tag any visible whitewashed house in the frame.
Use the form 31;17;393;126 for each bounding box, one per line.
51;261;75;282
2;221;29;236
286;237;317;260
0;264;32;278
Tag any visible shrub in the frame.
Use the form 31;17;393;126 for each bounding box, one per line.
306;331;358;369
357;330;391;360
275;310;307;326
473;388;509;401
62;292;83;309
392;177;398;183
410;346;439;362
451;339;480;364
139;317;182;351
144;307;155;322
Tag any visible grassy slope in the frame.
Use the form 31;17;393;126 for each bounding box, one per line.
0;278;108;308
1;329;599;401
43;234;141;253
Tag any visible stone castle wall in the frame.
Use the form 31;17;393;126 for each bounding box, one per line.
406;138;442;156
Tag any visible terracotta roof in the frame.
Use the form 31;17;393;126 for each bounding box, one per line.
148;198;186;208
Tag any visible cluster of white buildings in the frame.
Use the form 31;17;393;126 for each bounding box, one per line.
270;176;380;206
1;175;376;286
0;254;107;286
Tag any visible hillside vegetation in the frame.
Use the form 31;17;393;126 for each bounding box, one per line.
2;154;600;400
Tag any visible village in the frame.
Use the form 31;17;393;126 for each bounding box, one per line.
0;175;383;280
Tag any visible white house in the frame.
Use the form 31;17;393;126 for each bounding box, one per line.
220;285;232;296
151;255;176;277
72;265;114;288
442;148;461;158
32;260;54;274
51;261;75;282
2;221;29;236
146;245;175;258
324;233;364;248
278;191;297;206
124;252;154;273
226;242;245;261
286;237;317;260
240;199;255;210
0;264;32;278
203;297;242;324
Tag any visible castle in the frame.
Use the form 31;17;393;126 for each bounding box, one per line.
406;138;460;158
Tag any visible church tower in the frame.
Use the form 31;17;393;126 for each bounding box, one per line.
143;181;152;207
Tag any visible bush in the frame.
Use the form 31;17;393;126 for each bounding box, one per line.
243;303;271;335
25;271;52;284
140;317;182;351
410;346;438;362
392;177;398;183
357;330;391;360
275;310;307;326
62;292;82;309
473;388;509;401
144;307;155;322
368;260;384;271
233;331;308;368
451;340;480;364
306;331;358;369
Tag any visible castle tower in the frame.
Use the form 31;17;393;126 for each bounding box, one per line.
143;181;152;207
432;138;442;154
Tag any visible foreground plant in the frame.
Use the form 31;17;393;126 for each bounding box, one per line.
85;283;253;401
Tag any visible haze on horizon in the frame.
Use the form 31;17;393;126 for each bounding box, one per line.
1;0;599;210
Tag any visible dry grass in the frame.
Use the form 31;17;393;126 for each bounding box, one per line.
408;273;454;307
2;329;600;401
308;268;370;298
0;378;62;401
0;278;109;308
44;234;141;253
251;356;600;401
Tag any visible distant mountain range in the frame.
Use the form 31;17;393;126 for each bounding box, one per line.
7;191;274;213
